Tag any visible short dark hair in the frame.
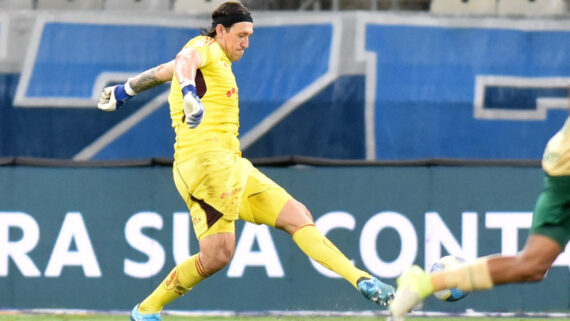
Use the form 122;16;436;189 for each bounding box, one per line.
201;2;251;38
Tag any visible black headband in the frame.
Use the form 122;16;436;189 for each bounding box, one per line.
211;13;253;28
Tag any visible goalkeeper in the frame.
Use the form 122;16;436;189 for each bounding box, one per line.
98;2;394;321
389;95;570;320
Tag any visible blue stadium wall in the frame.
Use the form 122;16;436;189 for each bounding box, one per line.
2;13;570;160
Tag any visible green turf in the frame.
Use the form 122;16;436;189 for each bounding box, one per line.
0;316;569;321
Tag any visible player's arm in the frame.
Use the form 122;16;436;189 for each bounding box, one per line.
175;47;205;128
130;60;175;92
97;60;175;111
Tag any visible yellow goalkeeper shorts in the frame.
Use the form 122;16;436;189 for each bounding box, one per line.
173;152;292;240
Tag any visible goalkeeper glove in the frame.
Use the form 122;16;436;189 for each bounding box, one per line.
97;81;136;111
181;82;205;128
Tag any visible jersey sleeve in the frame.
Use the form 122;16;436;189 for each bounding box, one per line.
186;36;220;68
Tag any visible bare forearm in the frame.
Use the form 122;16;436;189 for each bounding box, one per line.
128;60;175;93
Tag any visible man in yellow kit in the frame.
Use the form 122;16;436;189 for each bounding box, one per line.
389;97;570;320
97;2;394;320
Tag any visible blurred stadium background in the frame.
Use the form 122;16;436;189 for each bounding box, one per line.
0;0;569;317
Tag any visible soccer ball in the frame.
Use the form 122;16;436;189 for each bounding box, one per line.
429;255;469;302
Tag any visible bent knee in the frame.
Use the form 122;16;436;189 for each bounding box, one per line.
276;199;315;234
200;248;234;274
300;203;313;221
211;247;234;267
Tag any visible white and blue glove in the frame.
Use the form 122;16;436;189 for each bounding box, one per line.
181;81;205;128
97;81;136;111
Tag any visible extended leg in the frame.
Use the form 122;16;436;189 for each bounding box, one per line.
275;199;395;306
390;234;563;320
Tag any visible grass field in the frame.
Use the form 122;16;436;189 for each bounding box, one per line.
1;316;569;321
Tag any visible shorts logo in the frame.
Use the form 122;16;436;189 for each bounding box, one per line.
192;215;203;225
220;186;243;199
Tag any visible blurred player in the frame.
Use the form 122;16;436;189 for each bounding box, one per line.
389;89;570;321
97;2;394;320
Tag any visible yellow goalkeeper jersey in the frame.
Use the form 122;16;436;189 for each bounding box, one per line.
542;116;570;176
169;35;241;163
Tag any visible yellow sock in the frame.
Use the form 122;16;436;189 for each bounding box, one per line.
431;257;494;292
138;254;210;314
292;224;371;288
